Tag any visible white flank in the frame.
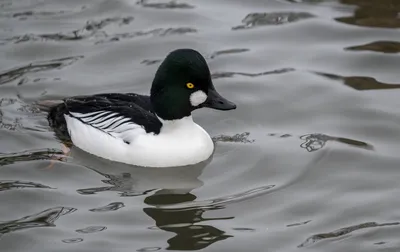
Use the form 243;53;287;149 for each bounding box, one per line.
190;90;207;107
64;114;214;167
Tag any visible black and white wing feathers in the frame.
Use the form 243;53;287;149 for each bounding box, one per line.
48;93;162;142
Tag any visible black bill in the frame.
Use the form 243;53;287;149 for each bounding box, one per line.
202;88;236;110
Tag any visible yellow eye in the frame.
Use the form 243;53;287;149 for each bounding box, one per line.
186;82;195;89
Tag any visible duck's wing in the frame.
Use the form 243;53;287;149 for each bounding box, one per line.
82;93;154;113
48;93;161;143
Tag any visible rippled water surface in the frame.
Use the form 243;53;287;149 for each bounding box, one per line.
1;0;400;251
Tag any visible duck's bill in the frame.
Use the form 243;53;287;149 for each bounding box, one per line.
202;88;236;111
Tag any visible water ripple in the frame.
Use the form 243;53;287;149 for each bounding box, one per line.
4;10;70;20
140;59;162;66
158;185;275;210
0;98;45;133
286;220;312;227
0;180;52;191
346;41;400;54
232;227;255;232
89;202;125;212
300;134;374;152
62;238;84;243
232;12;315;30
77;170;156;196
299;221;400;247
137;0;194;9
0;207;77;236
140;48;250;66
0;56;83;85
76;226;107;234
95;27;197;44
137;247;161;252
0;149;64;166
85;16;134;30
209;48;250;59
212;68;294;79
213;132;255;144
1;16;133;44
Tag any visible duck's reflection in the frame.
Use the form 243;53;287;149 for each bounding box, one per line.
74;147;207;197
73;148;233;250
144;192;233;250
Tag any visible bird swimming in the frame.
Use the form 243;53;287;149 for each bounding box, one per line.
46;49;236;167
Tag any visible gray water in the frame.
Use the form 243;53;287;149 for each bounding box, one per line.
1;0;400;251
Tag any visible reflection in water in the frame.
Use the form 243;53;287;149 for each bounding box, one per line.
140;184;274;250
158;185;275;211
346;41;400;54
144;193;233;250
74;149;234;250
300;134;373;152
0;56;83;85
73;147;209;197
0;180;52;191
77;170;156;196
299;221;400;247
211;68;294;79
336;0;400;28
0;207;76;237
232;12;314;30
314;72;400;90
0;149;64;166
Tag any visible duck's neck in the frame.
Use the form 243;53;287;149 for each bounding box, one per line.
157;115;196;133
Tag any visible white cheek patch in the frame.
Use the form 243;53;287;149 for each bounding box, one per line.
190;90;207;107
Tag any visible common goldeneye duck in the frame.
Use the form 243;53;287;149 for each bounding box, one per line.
47;48;236;167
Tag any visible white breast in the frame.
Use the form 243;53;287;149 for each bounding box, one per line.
64;115;214;167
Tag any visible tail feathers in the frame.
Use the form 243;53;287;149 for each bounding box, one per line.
45;101;72;142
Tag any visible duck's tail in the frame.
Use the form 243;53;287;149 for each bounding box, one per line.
36;99;71;142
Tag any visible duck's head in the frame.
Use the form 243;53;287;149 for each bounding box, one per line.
150;49;236;121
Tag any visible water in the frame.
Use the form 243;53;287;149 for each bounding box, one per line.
1;0;400;251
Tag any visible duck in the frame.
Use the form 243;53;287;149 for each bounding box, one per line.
47;49;236;167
